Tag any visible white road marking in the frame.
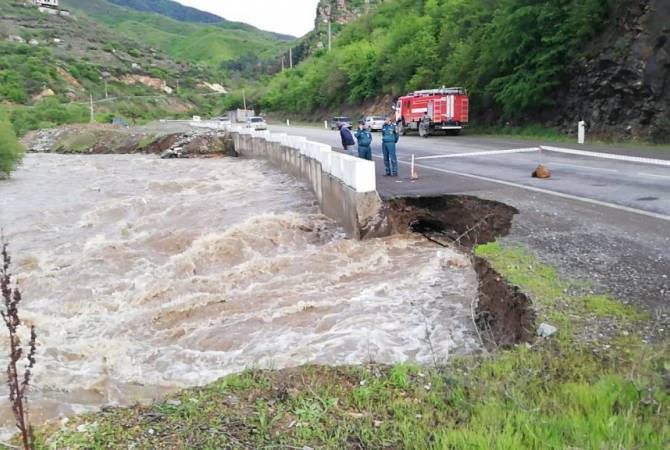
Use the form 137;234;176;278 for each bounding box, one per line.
415;147;540;160
541;145;670;167
639;172;670;180
371;153;670;222
548;162;620;173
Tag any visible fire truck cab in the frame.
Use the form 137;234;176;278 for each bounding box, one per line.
394;87;469;137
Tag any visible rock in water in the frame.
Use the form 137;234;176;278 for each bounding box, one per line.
532;165;551;179
537;323;558;337
160;149;179;159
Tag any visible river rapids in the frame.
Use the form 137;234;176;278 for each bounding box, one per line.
0;153;479;434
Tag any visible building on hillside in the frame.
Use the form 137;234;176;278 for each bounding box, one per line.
29;0;71;17
31;0;59;8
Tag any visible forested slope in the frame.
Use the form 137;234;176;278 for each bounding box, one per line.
261;0;669;142
63;0;291;68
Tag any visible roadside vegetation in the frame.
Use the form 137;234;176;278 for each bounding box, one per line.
0;108;25;177
28;242;669;449
258;0;615;121
0;0;265;137
469;124;670;149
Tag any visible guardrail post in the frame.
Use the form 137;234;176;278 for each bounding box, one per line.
578;121;585;145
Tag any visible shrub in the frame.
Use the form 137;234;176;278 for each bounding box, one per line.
10;98;89;137
0;109;25;177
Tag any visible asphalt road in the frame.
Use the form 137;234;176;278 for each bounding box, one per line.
270;125;670;218
270;125;670;324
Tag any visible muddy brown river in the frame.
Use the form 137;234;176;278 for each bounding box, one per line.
0;154;478;436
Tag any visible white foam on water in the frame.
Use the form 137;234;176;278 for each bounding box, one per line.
0;153;479;436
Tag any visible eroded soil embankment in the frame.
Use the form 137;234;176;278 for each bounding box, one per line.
21;125;237;157
385;195;536;348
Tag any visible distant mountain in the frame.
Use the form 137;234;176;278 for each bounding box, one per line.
105;0;224;24
62;0;292;68
103;0;295;40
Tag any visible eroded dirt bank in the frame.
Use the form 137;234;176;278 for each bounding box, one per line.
384;195;536;348
21;124;237;158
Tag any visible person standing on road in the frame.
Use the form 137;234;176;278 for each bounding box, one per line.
354;120;373;161
338;123;355;153
381;118;399;176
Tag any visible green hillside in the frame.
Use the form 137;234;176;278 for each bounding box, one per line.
63;0;292;68
260;0;616;121
0;0;233;135
105;0;295;40
0;0;299;136
106;0;227;24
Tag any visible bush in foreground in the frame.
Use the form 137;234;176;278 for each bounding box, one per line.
0;108;25;177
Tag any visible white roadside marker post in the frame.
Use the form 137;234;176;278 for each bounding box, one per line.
287;119;290;126
324;120;328;129
578;121;586;145
411;154;418;180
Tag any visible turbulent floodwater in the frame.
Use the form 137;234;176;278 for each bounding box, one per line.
0;153;478;433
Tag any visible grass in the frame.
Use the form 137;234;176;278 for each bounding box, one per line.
23;242;670;449
137;133;159;150
65;0;289;68
53;131;103;153
475;242;648;325
468;124;670;151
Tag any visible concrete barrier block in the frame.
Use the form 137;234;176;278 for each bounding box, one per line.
317;146;332;172
308;142;318;161
352;159;376;192
271;133;287;143
340;155;358;187
320;143;332;161
293;136;307;153
329;152;343;180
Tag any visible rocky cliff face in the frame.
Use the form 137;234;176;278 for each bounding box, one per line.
314;0;377;27
559;0;670;142
281;1;378;71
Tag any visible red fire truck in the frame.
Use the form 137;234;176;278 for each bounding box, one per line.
394;87;469;137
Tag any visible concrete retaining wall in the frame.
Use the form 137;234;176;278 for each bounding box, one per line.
191;122;387;238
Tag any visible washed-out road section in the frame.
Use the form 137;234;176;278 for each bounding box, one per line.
270;125;670;320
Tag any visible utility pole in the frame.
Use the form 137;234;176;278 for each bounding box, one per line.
289;47;293;68
89;94;95;123
242;89;247;110
328;19;332;51
324;4;332;52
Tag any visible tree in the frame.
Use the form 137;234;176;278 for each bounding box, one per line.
0;109;25;178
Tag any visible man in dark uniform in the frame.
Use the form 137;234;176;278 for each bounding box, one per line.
381;118;399;176
354;120;373;161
